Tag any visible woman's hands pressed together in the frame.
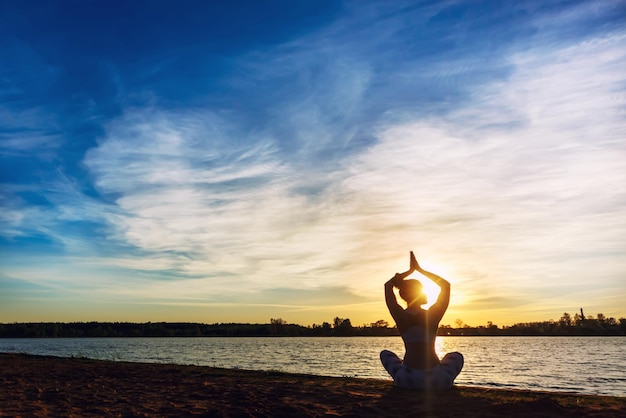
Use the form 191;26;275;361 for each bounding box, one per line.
410;251;421;273
389;251;419;288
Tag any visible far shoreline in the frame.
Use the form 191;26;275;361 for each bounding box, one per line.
2;320;625;338
2;334;626;339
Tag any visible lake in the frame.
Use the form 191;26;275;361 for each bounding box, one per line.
1;336;623;396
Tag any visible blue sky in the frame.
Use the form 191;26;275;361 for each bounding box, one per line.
1;0;625;326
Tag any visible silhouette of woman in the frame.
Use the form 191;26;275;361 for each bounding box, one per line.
380;251;464;389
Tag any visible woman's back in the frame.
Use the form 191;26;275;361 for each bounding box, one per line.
397;309;440;369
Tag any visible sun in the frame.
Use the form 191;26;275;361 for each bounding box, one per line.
407;271;441;309
420;279;441;308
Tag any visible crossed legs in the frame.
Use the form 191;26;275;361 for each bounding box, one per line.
380;350;464;389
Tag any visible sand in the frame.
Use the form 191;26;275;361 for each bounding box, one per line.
1;353;624;417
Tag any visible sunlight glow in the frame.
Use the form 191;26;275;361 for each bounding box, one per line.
404;271;441;310
421;280;441;310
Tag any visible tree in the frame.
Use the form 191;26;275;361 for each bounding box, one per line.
333;317;344;328
371;319;389;328
573;313;584;326
333;317;354;336
270;318;287;335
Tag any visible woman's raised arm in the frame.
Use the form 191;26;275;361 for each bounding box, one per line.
411;252;450;314
384;252;415;321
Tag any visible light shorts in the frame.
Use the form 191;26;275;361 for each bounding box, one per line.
380;349;464;390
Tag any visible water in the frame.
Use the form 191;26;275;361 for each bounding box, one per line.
1;336;623;396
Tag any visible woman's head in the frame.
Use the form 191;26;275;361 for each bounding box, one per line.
399;279;427;306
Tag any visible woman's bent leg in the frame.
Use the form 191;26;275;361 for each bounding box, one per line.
380;350;428;389
380;350;403;379
433;352;464;389
440;352;464;376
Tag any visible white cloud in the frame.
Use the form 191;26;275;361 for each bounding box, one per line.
3;1;625;326
68;28;626;323
83;109;358;291
340;32;626;308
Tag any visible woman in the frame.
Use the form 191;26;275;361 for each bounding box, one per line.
380;251;463;389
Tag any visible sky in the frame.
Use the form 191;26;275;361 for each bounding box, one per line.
1;0;625;327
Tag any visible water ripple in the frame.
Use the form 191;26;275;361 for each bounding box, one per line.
0;336;624;396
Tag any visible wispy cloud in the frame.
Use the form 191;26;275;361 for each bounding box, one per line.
2;1;625;324
72;27;626;322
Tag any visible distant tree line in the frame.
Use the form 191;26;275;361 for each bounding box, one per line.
0;317;392;338
441;310;626;336
1;310;624;338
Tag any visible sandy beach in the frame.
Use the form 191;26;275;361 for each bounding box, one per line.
1;353;623;417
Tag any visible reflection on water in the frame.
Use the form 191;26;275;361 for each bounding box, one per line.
1;336;623;396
